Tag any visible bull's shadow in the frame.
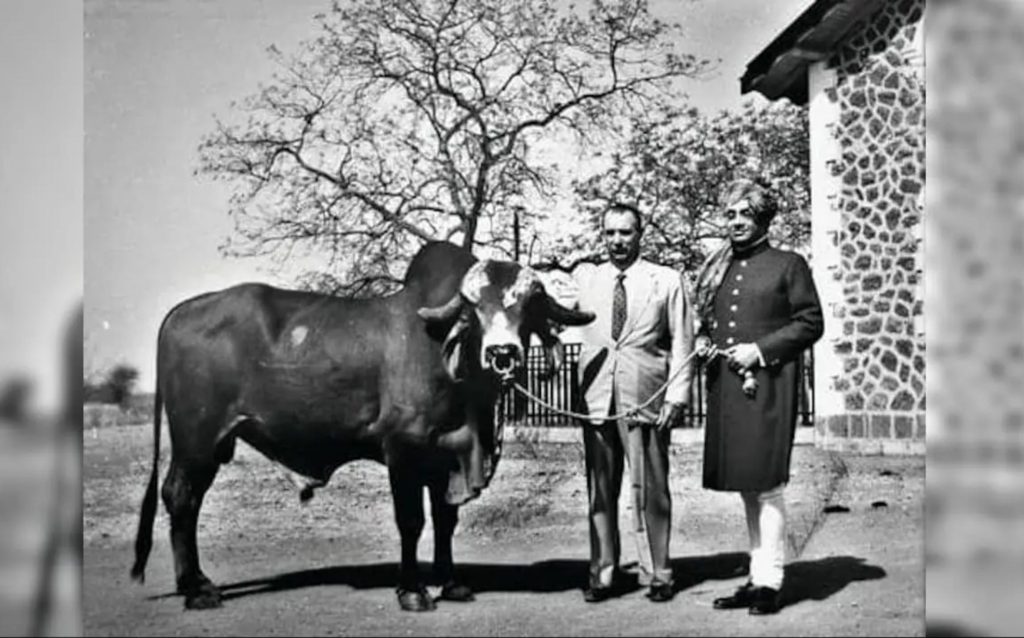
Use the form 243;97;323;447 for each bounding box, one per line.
163;552;748;602
153;552;884;605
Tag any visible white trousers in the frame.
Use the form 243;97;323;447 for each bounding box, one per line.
740;484;787;590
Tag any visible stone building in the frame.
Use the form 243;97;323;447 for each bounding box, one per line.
740;0;926;454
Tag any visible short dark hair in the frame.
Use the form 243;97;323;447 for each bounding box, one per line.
602;202;644;233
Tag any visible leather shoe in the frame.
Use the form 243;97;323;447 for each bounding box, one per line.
713;581;756;610
646;581;675;603
748;586;784;615
583;567;628;603
583;584;614;603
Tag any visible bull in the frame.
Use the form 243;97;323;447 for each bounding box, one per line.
129;241;594;611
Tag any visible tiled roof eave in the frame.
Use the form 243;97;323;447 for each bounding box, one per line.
741;0;888;104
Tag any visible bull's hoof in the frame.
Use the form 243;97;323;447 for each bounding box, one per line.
396;586;436;612
183;582;223;610
439;581;475;602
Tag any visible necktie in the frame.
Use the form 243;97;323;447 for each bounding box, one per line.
611;272;627;341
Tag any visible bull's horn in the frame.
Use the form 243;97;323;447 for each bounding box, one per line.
417;293;465;323
544;294;595;326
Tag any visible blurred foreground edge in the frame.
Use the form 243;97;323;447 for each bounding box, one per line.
28;302;83;637
925;1;1024;637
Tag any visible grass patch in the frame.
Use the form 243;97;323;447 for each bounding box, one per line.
84;395;153;429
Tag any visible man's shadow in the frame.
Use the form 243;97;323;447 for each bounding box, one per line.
671;553;886;610
156;552;884;607
776;556;887;608
204;553;747;602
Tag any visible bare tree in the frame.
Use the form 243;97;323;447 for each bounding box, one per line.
198;0;710;295
533;101;811;278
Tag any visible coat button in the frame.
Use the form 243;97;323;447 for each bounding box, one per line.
728;321;736;328
732;289;739;296
736;274;743;281
730;304;738;312
740;261;747;267
726;337;735;345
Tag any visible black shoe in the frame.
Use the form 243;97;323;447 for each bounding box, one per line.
713;581;756;610
583;584;614;603
646;581;675;603
583;566;628;603
748;586;784;615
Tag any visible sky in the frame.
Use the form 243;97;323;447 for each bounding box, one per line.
0;1;83;414
84;0;810;392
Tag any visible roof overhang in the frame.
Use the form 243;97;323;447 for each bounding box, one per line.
741;0;888;105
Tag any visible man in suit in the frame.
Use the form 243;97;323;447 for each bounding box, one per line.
573;203;694;603
694;178;824;615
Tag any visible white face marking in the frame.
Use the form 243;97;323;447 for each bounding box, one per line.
290;325;309;347
478;310;523;369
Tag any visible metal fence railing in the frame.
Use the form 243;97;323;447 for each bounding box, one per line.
501;343;815;428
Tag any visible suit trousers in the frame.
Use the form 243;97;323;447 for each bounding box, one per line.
584;415;673;588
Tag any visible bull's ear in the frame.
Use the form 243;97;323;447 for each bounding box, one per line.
544;294;595;326
418;293;465;324
530;321;564;380
541;338;564;379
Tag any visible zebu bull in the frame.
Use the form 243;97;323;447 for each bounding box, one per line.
129;241;594;611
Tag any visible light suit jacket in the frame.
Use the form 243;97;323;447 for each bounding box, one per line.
574;259;694;425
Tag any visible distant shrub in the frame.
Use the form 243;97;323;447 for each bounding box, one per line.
84;395;152;429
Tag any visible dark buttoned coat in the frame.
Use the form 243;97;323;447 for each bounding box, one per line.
700;241;824;492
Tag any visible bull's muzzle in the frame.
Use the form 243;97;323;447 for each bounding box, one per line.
484;344;520;381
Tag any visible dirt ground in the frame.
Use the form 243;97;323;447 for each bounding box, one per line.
83;423;924;636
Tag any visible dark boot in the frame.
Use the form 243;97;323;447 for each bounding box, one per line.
748;586;784;615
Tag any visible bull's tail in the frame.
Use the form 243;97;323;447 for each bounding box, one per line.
130;383;162;583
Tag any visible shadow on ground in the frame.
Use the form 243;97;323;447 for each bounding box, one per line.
782;556;887;607
148;552;885;608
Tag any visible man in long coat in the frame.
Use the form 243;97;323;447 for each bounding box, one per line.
694;179;824;615
574;203;694;603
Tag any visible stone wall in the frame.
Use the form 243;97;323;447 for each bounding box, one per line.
811;0;925;453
